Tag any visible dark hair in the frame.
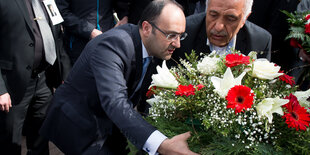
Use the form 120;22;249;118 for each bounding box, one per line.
138;0;183;28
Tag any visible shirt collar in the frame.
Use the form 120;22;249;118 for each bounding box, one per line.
142;41;151;59
206;35;237;55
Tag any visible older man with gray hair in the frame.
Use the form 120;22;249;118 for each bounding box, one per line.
169;0;272;65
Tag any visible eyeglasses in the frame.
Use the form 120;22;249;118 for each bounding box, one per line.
149;22;187;41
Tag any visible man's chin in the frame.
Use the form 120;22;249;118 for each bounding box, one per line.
163;55;172;60
210;40;228;47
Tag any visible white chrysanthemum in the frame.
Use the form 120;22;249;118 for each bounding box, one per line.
197;56;220;74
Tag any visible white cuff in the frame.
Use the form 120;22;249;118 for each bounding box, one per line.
142;130;167;155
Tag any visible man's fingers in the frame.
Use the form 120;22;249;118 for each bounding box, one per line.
188;151;200;155
178;131;191;141
4;103;9;112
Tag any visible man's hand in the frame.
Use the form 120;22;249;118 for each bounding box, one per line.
90;29;102;39
299;49;310;63
114;16;128;27
157;132;199;155
0;93;12;112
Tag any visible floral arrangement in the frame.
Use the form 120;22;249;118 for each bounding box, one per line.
282;10;310;52
145;50;310;154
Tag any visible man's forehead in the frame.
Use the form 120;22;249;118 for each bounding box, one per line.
208;0;245;10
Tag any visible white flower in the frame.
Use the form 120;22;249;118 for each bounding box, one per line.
150;60;179;88
211;67;246;98
294;89;310;109
252;59;283;80
256;97;289;123
146;95;161;106
197;56;220;74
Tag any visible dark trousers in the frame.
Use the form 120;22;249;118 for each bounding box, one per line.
0;72;52;155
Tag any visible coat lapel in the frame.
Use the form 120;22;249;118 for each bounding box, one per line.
14;0;34;37
236;26;248;54
131;26;143;91
195;19;210;54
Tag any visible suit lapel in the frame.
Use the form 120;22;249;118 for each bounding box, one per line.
14;0;34;37
195;19;210;54
236;27;248;54
131;26;143;91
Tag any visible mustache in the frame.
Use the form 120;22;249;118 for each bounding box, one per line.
210;29;227;36
168;44;176;50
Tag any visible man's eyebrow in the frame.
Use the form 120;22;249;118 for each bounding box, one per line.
209;10;218;14
226;14;238;19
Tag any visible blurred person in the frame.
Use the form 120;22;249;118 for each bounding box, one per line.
40;0;198;155
291;0;310;90
56;0;130;65
0;0;71;154
247;0;299;72
169;0;272;66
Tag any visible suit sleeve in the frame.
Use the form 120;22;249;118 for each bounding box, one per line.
89;31;156;149
55;0;95;39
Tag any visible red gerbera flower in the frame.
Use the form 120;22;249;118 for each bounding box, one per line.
196;84;204;91
282;94;310;131
226;85;254;114
146;86;157;98
175;84;195;97
225;54;250;68
278;71;295;86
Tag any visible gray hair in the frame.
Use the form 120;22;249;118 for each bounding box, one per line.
205;0;253;21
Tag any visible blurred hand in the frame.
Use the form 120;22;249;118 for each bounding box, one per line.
114;16;128;27
157;132;200;155
90;29;102;39
299;49;310;63
0;93;12;112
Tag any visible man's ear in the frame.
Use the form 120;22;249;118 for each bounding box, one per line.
241;12;251;28
141;21;153;37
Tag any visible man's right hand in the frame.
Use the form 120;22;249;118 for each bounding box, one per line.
90;29;103;39
157;132;199;155
0;93;12;112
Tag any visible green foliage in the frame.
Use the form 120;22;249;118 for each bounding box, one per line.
281;10;310;52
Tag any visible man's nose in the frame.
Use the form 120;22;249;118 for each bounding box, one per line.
214;20;224;32
171;37;181;48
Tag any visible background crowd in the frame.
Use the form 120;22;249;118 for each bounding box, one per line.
0;0;309;155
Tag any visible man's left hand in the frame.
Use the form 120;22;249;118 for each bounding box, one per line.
114;16;128;27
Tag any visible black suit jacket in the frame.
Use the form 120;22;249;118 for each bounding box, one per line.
0;0;71;104
170;13;272;65
40;24;157;154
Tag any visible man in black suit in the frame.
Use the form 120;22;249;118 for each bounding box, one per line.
56;0;130;65
40;0;198;154
170;0;272;65
0;0;71;154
